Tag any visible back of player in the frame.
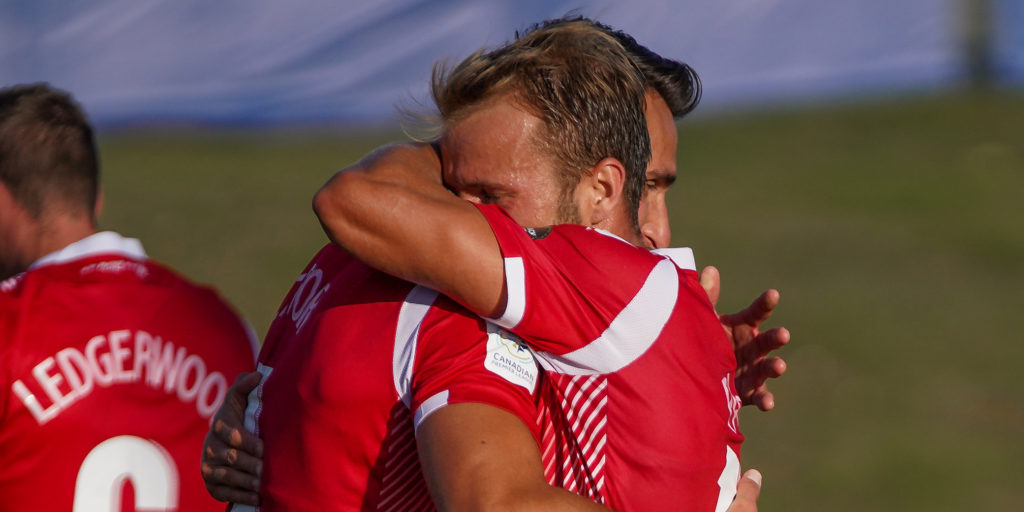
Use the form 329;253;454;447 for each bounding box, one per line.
477;204;744;512
0;233;257;511
241;244;540;511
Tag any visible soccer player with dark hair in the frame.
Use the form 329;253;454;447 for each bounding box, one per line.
0;83;257;511
203;17;784;512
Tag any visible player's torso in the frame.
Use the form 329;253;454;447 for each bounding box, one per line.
536;267;743;511
0;255;254;512
253;246;434;511
486;223;743;511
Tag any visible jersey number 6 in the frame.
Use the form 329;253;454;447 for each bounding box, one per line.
73;435;179;512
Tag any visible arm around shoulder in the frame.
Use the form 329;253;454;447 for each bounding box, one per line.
417;403;610;512
313;143;507;317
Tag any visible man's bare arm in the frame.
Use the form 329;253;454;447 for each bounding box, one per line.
199;384;765;511
417;403;610;511
419;403;765;512
313;143;507;317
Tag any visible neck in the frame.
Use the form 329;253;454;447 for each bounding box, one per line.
591;212;644;247
25;214;97;265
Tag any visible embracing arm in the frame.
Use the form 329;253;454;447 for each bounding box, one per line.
417;403;610;512
312;143;507;317
418;403;765;512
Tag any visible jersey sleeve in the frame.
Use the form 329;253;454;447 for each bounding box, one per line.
474;203;684;374
409;298;540;444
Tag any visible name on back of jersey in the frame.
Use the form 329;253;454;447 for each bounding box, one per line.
11;329;229;426
277;264;330;332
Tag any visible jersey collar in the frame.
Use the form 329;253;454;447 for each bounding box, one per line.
29;231;147;270
651;247;696;271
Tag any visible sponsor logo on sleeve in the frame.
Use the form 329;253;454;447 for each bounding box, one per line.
484;328;539;392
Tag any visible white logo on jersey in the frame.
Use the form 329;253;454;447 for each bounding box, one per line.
722;374;742;434
280;264;330;332
484;326;538;392
1;274;23;293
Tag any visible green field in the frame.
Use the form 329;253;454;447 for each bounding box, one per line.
98;89;1024;511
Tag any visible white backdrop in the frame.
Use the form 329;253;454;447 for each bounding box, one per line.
2;0;1012;126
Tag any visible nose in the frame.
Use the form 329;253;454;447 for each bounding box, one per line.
640;200;671;249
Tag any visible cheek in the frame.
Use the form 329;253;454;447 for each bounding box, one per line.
501;195;558;227
637;199;652;225
651;191;669;214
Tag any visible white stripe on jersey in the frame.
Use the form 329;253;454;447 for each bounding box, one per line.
715;447;742;512
651;247;696;271
377;405;434;512
392;286;440;406
534;258;679;375
488;256;526;329
232;364;274;512
540;373;609;503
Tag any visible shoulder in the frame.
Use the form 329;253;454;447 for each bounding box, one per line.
141;258;254;337
0;279;17;338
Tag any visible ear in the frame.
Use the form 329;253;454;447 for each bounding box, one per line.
576;157;626;228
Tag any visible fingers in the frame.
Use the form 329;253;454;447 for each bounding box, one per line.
725;469;762;512
726;289;779;328
699;266;721;307
200;435;263;504
201;375;265;505
761;355;787;379
738;356;787;409
201;460;261;493
212;372;264;457
203;469;261;506
213;416;264;457
224;372;262;411
759;327;790;353
748;387;775;411
204;432;264;476
737;327;790;361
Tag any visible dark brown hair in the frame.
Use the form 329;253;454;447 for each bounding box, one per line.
596;21;702;119
0;83;99;220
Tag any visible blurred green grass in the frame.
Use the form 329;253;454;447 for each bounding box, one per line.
97;90;1024;511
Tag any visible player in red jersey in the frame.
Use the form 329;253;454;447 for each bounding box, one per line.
203;18;783;512
0;83;257;512
311;19;781;512
207;22;664;512
228;242;609;511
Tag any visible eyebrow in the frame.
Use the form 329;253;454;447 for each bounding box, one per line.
647;168;677;186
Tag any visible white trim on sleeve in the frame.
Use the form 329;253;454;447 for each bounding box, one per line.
392;286;439;406
413;390;450;434
534;258;679;375
488;256;525;329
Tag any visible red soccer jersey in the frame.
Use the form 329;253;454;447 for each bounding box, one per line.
235;244;540;512
0;232;257;512
475;204;745;512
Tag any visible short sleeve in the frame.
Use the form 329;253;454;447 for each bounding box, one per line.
472;204;677;372
409;298;540;444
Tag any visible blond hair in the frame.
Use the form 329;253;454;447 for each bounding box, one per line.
431;17;651;228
